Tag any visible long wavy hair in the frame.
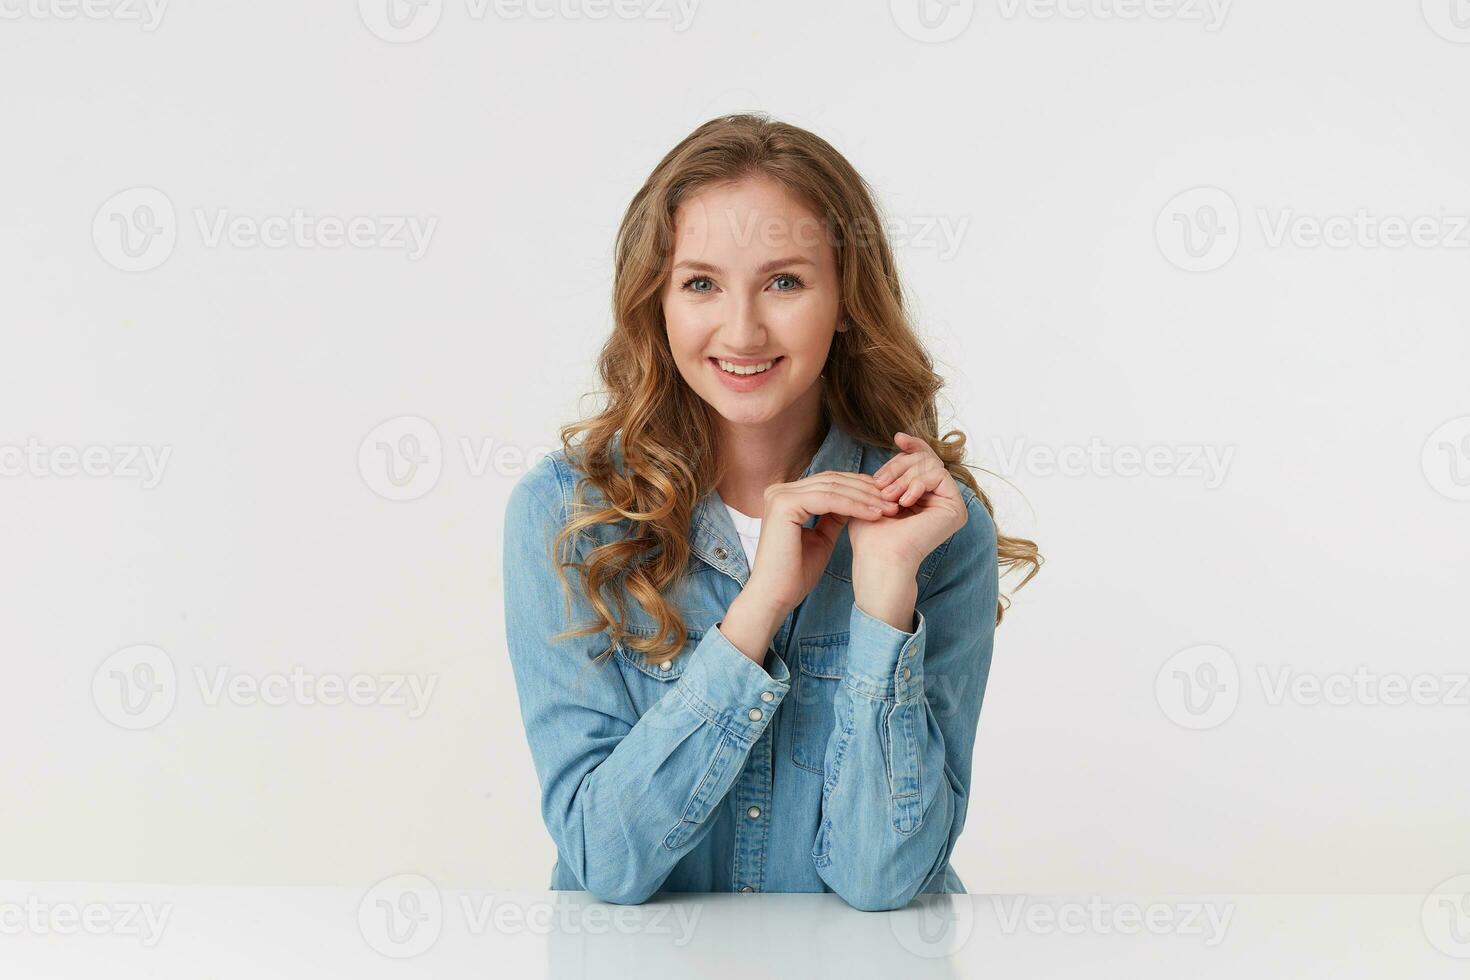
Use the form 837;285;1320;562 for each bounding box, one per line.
546;113;1041;667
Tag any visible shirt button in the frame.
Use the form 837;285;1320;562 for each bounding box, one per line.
747;805;761;819
760;691;774;702
659;661;672;671
714;547;729;560
902;666;912;680
740;885;755;893
747;707;762;721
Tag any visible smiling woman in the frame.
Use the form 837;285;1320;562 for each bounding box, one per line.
503;112;1040;910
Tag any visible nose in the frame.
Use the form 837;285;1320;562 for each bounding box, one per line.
723;293;765;349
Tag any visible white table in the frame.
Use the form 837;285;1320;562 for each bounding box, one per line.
2;881;1465;977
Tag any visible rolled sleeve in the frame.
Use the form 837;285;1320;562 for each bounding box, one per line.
674;621;792;746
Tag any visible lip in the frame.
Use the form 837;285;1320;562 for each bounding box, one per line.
708;355;784;392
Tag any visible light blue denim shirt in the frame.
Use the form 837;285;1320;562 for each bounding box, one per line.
502;419;999;911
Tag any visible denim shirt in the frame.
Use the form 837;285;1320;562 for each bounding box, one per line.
502;419;999;911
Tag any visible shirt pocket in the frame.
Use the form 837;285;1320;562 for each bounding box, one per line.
791;631;849;774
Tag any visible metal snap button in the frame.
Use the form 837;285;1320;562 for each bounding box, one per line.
747;707;762;721
760;691;774;702
713;546;728;560
747;806;761;819
902;666;911;680
659;660;672;671
740;885;754;893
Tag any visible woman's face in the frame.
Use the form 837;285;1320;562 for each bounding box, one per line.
661;175;844;427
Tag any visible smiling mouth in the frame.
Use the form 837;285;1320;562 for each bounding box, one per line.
710;356;783;376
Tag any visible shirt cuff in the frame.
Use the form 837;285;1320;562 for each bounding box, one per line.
844;602;927;702
674;621;792;745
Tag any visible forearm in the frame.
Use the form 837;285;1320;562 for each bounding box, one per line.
809;602;957;911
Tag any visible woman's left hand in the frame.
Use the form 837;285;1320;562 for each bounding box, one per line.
848;431;969;572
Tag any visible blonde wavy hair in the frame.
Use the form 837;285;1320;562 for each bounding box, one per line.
546;112;1041;667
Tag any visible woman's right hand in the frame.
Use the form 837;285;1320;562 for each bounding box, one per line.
719;470;898;666
745;470;900;618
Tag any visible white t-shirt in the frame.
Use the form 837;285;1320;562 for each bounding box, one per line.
723;503;762;569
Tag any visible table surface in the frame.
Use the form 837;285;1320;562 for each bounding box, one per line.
3;881;1465;978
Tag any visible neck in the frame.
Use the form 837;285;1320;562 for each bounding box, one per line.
715;390;827;519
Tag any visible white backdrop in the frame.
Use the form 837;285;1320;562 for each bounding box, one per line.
2;0;1467;898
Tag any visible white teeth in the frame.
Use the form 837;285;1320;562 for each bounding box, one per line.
716;358;776;376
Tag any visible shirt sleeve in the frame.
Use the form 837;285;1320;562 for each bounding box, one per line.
503;456;792;905
808;490;1000;911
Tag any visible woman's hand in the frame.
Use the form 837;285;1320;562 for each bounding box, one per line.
742;470;900;618
849;431;969;574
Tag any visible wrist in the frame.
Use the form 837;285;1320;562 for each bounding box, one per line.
851;561;919;634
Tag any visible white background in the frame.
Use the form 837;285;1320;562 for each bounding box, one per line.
2;0;1468;900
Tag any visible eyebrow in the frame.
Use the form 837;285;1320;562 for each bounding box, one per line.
672;256;816;275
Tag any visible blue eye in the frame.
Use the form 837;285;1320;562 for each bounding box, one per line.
771;273;806;291
681;276;714;293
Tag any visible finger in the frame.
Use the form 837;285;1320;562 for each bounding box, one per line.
786;473;896;511
893;460;945;506
790;485;897;521
874;432;935;482
877;454;927;495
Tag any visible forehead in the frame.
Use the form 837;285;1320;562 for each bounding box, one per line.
670;176;833;266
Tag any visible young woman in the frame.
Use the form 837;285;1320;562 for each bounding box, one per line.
503;113;1040;911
